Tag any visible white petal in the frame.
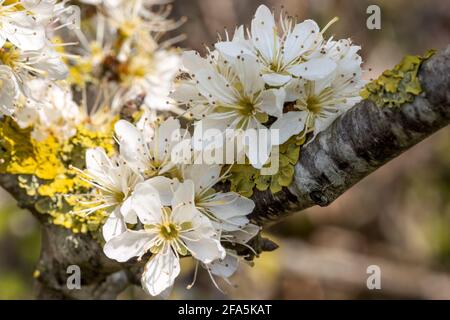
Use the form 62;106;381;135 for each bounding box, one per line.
142;176;177;205
251;5;278;62
102;209;127;242
120;197;138;224
244;125;272;169
284;78;306;102
228;223;261;244
261;72;292;87
233;54;265;96
288;58;337;80
29;49;68;80
0;33;5;48
155;117;181;161
196;69;238;105
283;20;321;65
170;83;202;104
103;230;153;262
183;164;222;195
181;50;209;73
203;192;254;220
114;120;146;171
85;147;111;174
171;180;195;208
215;40;252;59
270;111;307;144
3;12;46;50
214;216;250;232
184;237;226;264
208;254;239;278
258;88;286;118
141;247;180;296
130;181;164;225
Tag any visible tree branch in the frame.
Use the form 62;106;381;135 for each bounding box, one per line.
250;45;450;224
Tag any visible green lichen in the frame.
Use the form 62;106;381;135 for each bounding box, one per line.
0;117;114;233
361;49;436;108
227;136;305;197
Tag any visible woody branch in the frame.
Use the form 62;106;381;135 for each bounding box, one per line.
249;45;450;224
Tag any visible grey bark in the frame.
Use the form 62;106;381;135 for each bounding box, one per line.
250;45;450;224
0;46;448;299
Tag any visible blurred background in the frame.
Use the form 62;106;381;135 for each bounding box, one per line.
0;0;449;299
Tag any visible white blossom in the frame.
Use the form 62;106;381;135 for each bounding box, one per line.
0;65;18;116
182;164;257;233
14;79;81;141
75;147;143;241
104;179;225;296
114;117;183;178
215;5;337;86
0;2;46;51
172;50;285;168
272;39;365;143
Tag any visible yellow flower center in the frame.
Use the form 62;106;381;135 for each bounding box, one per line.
306;96;322;114
0;45;20;68
159;222;180;240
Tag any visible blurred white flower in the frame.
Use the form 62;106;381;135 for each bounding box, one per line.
0;3;46;51
14;79;81;141
120;49;182;112
0;44;68;101
0;65;18;116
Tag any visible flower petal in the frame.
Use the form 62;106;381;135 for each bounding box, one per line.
171;180;195;209
261;72;292;87
181;50;210;74
142;176;177;205
227;223;261;244
251;5;278;62
203;192;254;220
3;12;46;50
270;111;307;144
130;181;164;225
283;20;321;65
114;120;146;171
141;246;180;296
183;164;222;195
184;237;226;264
288;57;337;80
244;123;272;169
258;88;286;118
85;147;111;175
102;208;127;242
208;253;239;278
103;230;153;262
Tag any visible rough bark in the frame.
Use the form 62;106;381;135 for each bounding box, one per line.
0;46;448;299
250;45;450;224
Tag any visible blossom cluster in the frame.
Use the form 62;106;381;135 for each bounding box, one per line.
171;5;365;169
0;0;79;116
80;118;260;295
0;2;366;298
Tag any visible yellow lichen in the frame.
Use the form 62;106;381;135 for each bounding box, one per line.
0;116;115;234
227;135;305;197
361;50;436;108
